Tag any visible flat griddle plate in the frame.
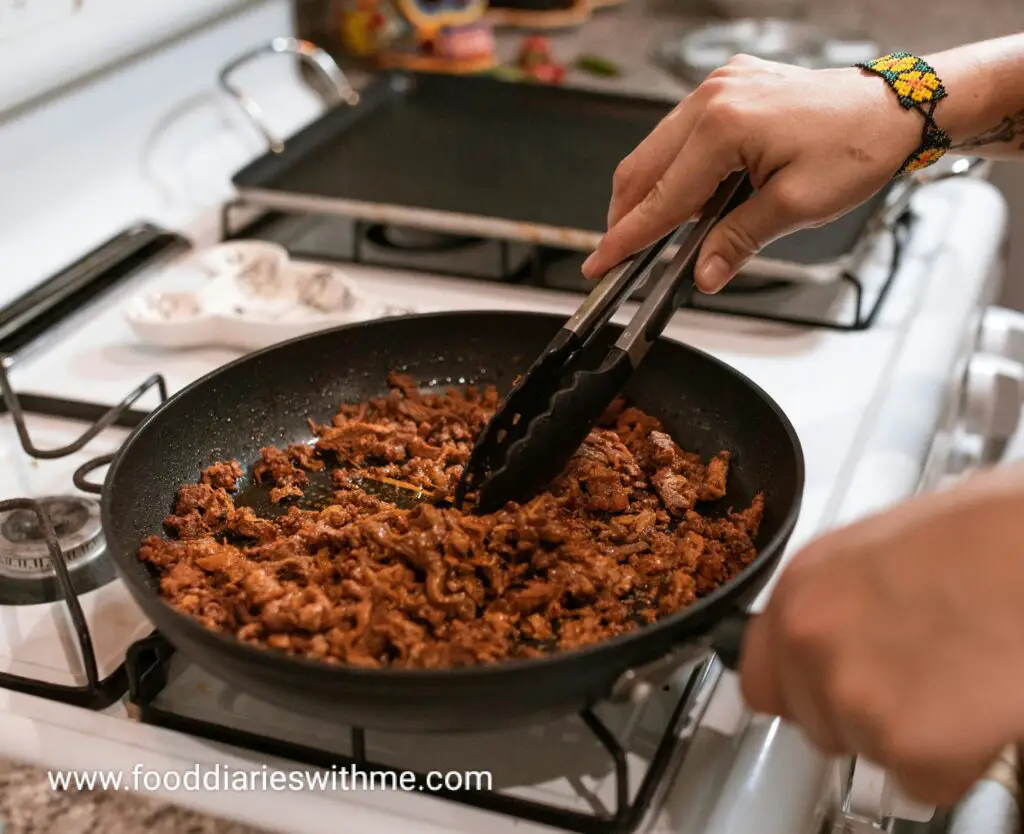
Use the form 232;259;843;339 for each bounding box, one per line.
232;71;891;269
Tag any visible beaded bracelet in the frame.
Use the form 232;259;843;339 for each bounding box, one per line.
855;52;951;176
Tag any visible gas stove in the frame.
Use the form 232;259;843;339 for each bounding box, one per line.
225;208;913;332
0;2;1022;834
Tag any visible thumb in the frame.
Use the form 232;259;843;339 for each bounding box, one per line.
695;174;806;294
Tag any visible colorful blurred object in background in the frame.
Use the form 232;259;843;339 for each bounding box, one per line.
486;0;592;30
337;0;496;72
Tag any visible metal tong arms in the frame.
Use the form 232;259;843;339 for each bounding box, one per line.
456;171;755;514
453;226;675;510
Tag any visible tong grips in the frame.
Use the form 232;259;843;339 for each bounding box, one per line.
616;171;755;367
564;231;678;343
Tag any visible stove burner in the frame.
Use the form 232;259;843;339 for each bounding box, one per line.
653;20;878;85
0;496;114;605
0;496;102;579
366;224;483;253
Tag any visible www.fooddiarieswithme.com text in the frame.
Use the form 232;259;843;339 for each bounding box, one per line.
48;763;494;793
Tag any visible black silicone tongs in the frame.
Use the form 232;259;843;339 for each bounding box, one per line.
455;171;755;514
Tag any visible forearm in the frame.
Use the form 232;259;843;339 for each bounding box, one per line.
924;34;1024;159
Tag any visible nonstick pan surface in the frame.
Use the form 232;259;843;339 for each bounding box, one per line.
102;311;804;732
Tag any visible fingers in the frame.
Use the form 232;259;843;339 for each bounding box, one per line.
740;550;993;810
890;759;994;809
845;707;1002;808
738;609;788;718
740;559;849;756
605;57;767;233
606;96;702;231
582;120;738;280
776;653;848;755
694;168;810;292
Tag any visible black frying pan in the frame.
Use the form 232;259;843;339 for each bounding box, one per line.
100;311;804;732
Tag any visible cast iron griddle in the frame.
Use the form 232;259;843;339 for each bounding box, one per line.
232;71;890;268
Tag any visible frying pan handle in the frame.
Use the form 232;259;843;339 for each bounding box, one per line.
711;613;936;825
709;607;751;672
219;37;360;154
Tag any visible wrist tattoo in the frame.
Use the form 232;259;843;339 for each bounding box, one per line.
952;108;1024;151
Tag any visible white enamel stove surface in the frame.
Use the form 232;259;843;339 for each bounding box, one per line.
0;0;322;696
0;1;1016;830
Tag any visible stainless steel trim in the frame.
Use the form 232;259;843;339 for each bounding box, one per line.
231;152;983;286
231;186;865;284
234;186;610;252
219;37;359;154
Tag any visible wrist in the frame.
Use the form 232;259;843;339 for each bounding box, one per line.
920;50;986;147
853;53;952;174
854;68;928;164
923;36;1024;154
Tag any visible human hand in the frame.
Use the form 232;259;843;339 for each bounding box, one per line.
739;463;1024;807
581;56;923;291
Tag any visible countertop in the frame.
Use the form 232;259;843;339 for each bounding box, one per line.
3;1;1024;833
0;760;266;834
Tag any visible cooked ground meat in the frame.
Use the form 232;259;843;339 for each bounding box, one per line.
138;371;764;669
199;460;243;491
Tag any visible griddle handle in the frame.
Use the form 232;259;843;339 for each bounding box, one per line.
219;37;359;153
709;608;751;672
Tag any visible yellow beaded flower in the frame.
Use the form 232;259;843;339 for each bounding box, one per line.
893;70;942;104
870;54;917;74
902;147;946;173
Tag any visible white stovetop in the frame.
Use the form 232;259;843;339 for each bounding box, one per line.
5;175;1003;572
0;169;1005;834
0;1;1012;831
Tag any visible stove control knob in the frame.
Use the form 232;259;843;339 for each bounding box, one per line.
947;430;984;475
846;759;934;825
977;307;1024;364
960;354;1024;444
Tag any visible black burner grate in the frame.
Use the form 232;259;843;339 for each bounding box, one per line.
0;362;164;708
0;222;188;706
222;202;914;332
125;632;714;834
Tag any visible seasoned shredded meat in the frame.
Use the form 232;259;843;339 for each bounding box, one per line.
200;460;243;491
140;373;764;669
